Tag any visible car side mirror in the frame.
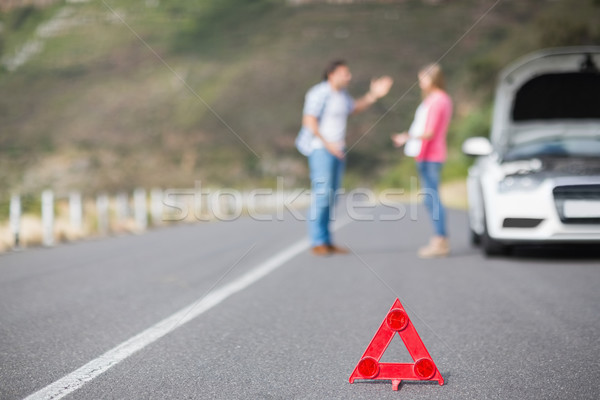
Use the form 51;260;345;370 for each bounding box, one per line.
462;137;493;157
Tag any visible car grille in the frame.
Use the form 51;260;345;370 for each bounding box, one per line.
549;159;600;176
553;185;600;224
502;218;544;228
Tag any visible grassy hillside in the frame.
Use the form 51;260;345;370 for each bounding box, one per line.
1;0;599;203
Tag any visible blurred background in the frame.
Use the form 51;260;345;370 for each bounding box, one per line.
0;0;599;244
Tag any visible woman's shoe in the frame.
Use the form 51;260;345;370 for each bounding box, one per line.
418;237;450;258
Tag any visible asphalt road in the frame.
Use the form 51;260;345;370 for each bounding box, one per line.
1;204;599;400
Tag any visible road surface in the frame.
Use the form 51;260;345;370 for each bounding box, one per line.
1;204;599;399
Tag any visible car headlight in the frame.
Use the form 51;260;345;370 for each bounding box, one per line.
498;175;543;193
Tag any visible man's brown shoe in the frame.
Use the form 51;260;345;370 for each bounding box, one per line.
311;245;331;256
328;244;350;254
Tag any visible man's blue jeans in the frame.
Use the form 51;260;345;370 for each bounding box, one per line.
417;161;447;237
308;148;345;247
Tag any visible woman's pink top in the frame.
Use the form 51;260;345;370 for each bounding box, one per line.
417;90;452;163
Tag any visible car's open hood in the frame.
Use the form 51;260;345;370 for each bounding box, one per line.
491;47;600;152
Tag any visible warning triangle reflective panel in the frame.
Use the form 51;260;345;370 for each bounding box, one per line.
349;298;444;391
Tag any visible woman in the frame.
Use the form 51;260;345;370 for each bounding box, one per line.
392;63;453;258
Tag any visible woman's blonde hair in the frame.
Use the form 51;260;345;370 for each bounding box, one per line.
419;63;445;91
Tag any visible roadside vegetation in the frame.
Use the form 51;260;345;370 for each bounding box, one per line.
1;0;599;216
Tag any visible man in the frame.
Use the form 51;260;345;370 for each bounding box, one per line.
301;60;393;256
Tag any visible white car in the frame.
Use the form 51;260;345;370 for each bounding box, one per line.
463;47;600;256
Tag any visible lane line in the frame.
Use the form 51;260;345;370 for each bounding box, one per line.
24;218;353;400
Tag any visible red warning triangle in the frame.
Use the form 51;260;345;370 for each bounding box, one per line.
349;298;444;391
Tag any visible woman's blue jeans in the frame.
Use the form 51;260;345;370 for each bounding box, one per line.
417;161;447;237
308;148;345;247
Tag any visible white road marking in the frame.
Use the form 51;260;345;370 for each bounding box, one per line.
24;218;353;400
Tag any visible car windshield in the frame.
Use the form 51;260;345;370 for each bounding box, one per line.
504;137;600;161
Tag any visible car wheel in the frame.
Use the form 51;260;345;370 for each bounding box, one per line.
468;190;482;247
470;228;481;247
481;212;510;256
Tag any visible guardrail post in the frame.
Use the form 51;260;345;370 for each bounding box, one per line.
10;194;21;249
69;191;83;233
115;192;129;222
42;190;54;247
96;194;109;235
134;188;147;231
151;188;163;226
